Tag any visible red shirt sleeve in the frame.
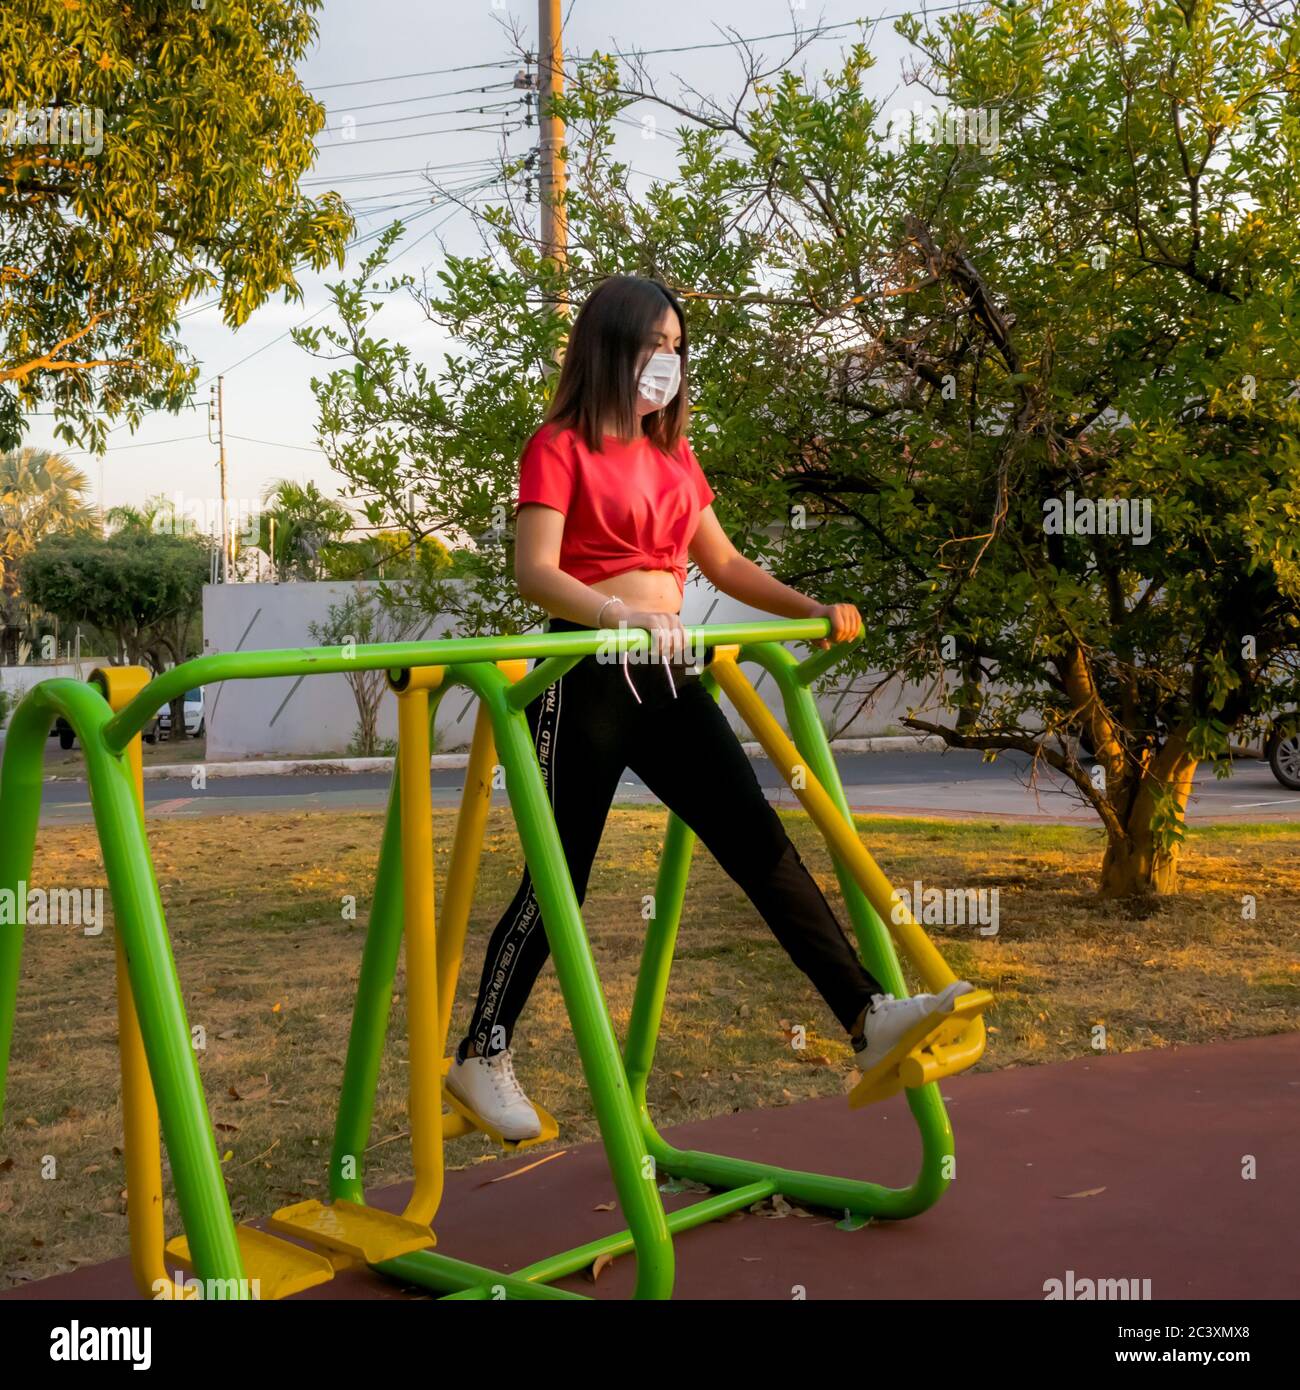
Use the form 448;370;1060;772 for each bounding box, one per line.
681;437;715;509
517;426;576;515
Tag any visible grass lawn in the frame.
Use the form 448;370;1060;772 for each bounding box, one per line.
2;805;1297;1288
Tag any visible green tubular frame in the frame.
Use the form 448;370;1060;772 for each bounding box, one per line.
0;620;956;1301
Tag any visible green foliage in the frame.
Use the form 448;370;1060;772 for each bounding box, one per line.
0;448;95;618
21;526;210;669
256;479;354;581
296;2;1300;890
0;0;353;451
320;528;452;584
293;223;548;633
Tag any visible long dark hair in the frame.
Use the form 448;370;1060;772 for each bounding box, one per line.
544;275;689;453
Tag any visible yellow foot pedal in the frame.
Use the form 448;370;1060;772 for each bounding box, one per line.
267;1198;435;1264
164;1225;335;1300
848;988;994;1110
443;1080;560;1153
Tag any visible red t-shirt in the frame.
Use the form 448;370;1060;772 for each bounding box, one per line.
515;422;715;592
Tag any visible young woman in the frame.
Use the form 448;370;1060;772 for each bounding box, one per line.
447;274;972;1139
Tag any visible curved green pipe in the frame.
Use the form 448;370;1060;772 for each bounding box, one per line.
0;679;246;1286
101;620;846;751
623;641;951;1218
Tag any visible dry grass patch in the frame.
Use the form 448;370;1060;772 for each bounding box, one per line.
1;807;1296;1286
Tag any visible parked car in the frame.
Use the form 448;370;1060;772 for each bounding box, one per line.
1265;712;1300;791
1076;709;1300;791
57;710;160;749
158;687;204;739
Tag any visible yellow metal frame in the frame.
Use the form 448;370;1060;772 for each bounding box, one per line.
708;647;993;1108
94;667;195;1300
17;626;990;1300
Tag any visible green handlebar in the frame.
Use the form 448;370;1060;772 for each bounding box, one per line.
101;618;858;752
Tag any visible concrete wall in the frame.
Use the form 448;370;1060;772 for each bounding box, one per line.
203;581;410;760
202;579;930;760
0;659;109;726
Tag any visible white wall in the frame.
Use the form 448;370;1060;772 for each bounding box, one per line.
201;579;926;760
203;581;410;760
0;659;110;726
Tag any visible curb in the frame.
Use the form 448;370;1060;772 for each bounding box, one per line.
128;734;949;781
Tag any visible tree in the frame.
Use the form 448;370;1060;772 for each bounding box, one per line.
296;2;1300;898
0;447;95;636
22;527;210;734
0;0;352;452
293;226;540;634
308;585;430;757
256;478;354;581
320;528;452;583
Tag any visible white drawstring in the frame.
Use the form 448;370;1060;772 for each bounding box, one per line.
620;644;680;702
621;648;642;704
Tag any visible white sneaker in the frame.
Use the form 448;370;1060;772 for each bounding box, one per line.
446;1049;543;1142
853;981;975;1072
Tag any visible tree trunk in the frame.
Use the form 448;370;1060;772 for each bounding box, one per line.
1097;734;1199;897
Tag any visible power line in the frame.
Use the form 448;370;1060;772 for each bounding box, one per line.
64;433;210;455
321;98;522;133
312;118;526;151
300;158;502;186
567;5;972;63
228;434;322;454
326;80;515;116
300;6;972;101
175;199;445;326
198;176;500;383
310;57;517;92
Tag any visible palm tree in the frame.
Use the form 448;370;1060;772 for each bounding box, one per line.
105;494;197;537
0;448;95;621
257;479;354;581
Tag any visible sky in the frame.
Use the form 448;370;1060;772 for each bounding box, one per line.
24;1;944;527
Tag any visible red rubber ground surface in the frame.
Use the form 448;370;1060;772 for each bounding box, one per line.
4;1033;1295;1300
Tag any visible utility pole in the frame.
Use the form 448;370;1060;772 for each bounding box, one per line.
210;376;230;583
538;0;569;357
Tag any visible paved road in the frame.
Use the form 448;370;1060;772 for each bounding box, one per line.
30;748;1300;826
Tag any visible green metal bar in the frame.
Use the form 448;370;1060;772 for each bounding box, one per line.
504;653;585;711
101;620;832;751
506;1179;777;1288
0;680;247;1287
331;681;454;1204
624;649;950;1219
792;625;864;686
2;620;963;1303
742;641;903;994
738;639;953;1213
329;764;407;1204
451;661;676;1300
623;809;696;1107
377;1249;587;1300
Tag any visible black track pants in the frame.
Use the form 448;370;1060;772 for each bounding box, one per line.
461;617;883;1057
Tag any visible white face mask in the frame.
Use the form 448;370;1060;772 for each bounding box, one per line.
637;350;681;409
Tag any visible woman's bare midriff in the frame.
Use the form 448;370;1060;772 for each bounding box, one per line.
587;568;682;617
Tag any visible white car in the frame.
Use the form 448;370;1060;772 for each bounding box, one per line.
156;687;205;739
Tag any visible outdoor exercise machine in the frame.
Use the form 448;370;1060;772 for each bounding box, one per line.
0;619;992;1300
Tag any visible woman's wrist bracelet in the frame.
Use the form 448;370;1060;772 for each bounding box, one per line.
594;595;625;627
